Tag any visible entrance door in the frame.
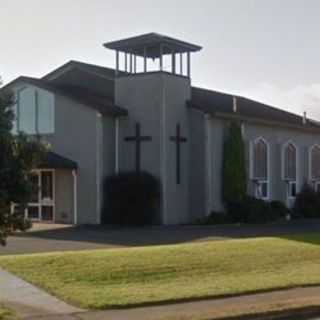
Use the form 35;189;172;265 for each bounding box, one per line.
27;170;55;221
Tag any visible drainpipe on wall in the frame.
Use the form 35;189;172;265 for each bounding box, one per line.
115;117;120;173
303;111;307;125
205;114;212;216
96;112;103;224
72;170;78;225
233;96;237;113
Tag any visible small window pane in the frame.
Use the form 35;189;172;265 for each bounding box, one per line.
38;90;54;134
41;172;53;200
290;182;297;198
256;181;268;199
261;182;268;198
28;206;39;220
41;206;53;221
19;88;36;134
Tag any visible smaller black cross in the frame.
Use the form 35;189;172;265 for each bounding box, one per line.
170;124;187;184
125;123;152;172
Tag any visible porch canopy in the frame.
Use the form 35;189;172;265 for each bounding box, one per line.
38;152;78;170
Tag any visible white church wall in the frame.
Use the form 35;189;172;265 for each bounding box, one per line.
163;74;191;224
115;72;192;225
115;73;163;224
244;122;320;205
115;73;162;178
188;108;207;221
47;94;99;224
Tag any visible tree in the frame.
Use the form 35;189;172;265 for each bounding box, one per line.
222;121;247;205
0;91;45;245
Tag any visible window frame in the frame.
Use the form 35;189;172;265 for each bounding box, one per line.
309;144;320;184
14;85;55;135
250;137;270;201
282;141;298;200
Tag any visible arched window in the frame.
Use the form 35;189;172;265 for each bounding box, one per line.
252;138;269;199
284;143;296;180
253;139;268;180
311;145;320;181
283;142;297;198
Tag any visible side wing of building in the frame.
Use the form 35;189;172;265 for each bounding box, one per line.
3;78;119;225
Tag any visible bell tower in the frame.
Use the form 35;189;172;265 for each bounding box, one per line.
104;33;202;224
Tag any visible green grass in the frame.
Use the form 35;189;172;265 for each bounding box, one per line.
0;307;14;320
1;234;320;310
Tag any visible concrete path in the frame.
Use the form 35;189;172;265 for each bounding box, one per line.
0;268;83;319
19;286;320;320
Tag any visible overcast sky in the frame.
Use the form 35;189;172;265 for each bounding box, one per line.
1;0;320;118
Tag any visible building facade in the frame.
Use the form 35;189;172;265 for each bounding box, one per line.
3;33;320;225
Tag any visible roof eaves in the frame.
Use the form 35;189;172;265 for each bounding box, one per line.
1;76;128;117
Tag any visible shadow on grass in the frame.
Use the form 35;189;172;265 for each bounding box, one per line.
13;219;320;248
281;233;320;246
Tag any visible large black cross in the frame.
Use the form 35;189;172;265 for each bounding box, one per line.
170;123;187;184
125;123;152;172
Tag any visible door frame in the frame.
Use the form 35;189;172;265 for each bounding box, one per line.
27;169;56;222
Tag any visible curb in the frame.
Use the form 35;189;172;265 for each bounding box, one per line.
215;306;320;320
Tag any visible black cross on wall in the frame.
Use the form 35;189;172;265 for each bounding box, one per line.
125;123;152;172
170;123;187;184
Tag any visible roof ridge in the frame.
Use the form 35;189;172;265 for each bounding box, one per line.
42;60;117;81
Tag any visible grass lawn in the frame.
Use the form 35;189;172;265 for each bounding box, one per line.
0;307;14;320
0;234;320;310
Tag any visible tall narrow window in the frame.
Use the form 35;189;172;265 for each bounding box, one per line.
19;87;36;134
311;145;320;192
283;142;297;198
37;89;54;134
252;138;269;199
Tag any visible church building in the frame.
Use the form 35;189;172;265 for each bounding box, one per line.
3;33;320;225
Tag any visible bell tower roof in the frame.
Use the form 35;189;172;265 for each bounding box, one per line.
103;33;202;78
103;32;202;58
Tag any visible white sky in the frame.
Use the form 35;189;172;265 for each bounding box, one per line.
1;0;320;118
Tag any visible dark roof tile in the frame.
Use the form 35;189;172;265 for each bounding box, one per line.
190;86;320;131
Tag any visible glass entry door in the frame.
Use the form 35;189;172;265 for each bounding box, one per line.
27;170;55;221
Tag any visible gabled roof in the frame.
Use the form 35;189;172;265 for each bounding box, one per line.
43;60;119;81
189;87;320;131
1;76;127;117
3;60;320;131
103;33;202;58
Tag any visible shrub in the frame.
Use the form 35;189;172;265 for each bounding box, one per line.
222;121;247;204
269;200;291;220
293;183;320;218
197;198;288;225
196;211;233;225
101;171;161;226
227;197;287;224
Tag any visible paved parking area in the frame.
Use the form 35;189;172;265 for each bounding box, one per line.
1;220;320;256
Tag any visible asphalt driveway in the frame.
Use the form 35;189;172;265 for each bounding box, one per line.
1;220;320;256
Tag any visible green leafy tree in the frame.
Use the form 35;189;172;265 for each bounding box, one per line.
0;91;45;245
222;121;247;205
